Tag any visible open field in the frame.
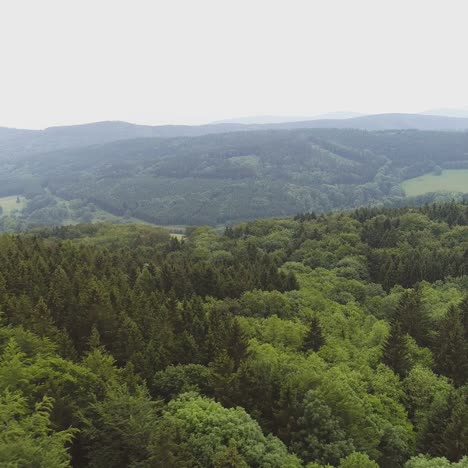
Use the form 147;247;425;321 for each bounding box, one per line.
401;169;468;196
0;195;26;214
58;199;186;237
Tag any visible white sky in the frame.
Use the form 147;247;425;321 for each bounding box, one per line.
1;0;467;129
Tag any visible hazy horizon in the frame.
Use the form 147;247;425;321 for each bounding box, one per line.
1;0;468;129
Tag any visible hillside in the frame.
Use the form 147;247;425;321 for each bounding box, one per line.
1;127;468;229
2;112;468;162
0;202;467;466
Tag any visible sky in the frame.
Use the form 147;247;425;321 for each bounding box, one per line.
1;0;467;129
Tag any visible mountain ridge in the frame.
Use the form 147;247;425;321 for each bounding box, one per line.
2;112;468;160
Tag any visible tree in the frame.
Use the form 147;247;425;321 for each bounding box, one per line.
302;315;326;352
421;387;468;462
382;321;412;378
340;452;379;468
30;297;58;338
0;391;75;467
81;384;161;468
226;319;248;369
434;305;468;386
459;296;468;341
405;455;468;467
150;392;302;467
290;390;354;465
393;288;431;347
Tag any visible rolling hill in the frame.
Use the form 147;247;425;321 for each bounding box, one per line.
1;127;468;228
2;113;468;162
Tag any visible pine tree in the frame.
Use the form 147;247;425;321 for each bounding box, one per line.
227;319;248;370
47;266;72;327
421;387;468;461
393;288;431;347
30;297;57;338
459;296;468;341
442;387;468;462
434;305;468;387
382;321;411;378
302;316;326;352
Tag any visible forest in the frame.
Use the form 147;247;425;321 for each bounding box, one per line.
1;201;468;467
1;128;468;229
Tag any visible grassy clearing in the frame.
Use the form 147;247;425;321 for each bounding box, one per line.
0;195;26;214
401;169;468;197
87;208;186;237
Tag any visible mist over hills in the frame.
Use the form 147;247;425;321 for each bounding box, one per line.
422;107;468;118
212;112;366;124
2;112;468;161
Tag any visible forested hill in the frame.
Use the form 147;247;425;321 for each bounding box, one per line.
1;127;468;228
1;202;467;466
2;112;468;160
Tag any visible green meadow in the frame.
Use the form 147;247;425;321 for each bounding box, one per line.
402;169;468;196
0;195;26;214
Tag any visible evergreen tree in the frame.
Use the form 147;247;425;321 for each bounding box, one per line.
394;288;431;347
30;297;59;339
434;305;468;387
382;321;412;378
459;296;468;341
302;315;326;352
421;388;468;462
226;319;248;370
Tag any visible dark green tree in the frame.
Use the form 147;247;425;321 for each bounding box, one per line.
302;315;326;352
393;288;431;347
434;305;468;386
226;319;248;370
382;321;412;378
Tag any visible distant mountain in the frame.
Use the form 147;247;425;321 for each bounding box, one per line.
2;113;468;160
213;112;365;124
267;113;468;131
422;107;468;118
311;111;367;120
0;121;247;159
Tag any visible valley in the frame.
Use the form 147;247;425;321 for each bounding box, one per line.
1;127;468;230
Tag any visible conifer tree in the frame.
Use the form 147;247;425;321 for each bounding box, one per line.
382;321;411;378
47;266;72;326
30;297;57;338
302;316;326;352
434;305;468;387
226;319;248;370
394;288;431;347
459;296;468;341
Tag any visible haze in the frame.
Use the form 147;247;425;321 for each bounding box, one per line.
1;0;467;129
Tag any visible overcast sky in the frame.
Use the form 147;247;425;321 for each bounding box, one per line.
1;0;467;129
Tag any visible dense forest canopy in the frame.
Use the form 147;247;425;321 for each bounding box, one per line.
1;128;468;229
1;202;468;466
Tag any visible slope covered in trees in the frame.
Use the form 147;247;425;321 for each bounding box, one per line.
1;128;468;229
2;113;468;161
0;202;467;466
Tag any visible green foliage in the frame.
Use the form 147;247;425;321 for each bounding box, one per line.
434;305;468;386
81;385;161;468
382;321;412;377
289;389;355;465
302;315;326;352
153;392;301;467
339;452;379;467
405;455;468;467
0;202;466;466
0;391;75;467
